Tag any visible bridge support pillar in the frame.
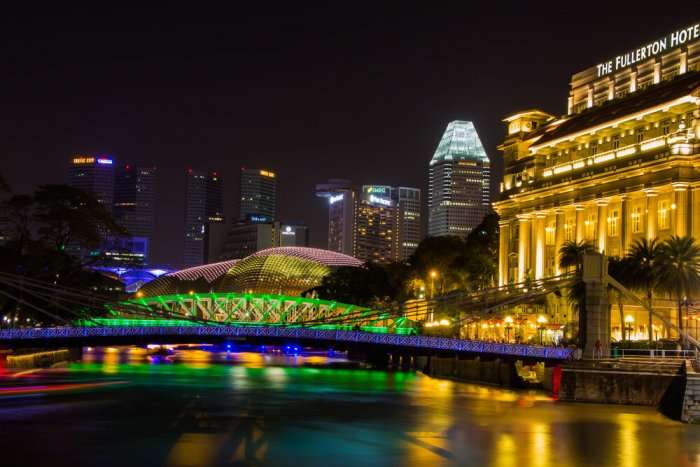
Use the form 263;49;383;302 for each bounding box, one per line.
582;253;610;359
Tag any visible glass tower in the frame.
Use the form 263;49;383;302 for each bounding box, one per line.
428;121;490;238
240;168;277;222
184;169;224;267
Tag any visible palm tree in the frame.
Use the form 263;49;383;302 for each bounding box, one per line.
624;238;663;343
558;240;595;345
558;240;596;273
657;235;700;347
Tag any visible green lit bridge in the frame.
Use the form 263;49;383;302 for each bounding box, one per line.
0;271;573;360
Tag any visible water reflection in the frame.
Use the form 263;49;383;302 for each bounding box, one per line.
0;346;698;467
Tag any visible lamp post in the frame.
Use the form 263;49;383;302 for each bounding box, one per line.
504;316;513;343
537;315;547;345
429;270;438;299
624;314;635;343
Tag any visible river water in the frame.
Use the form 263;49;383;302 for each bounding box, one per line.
0;346;698;466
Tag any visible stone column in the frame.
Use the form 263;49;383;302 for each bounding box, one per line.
596;201;608;254
680;50;688;75
645;190;658;241
673;183;689;237
498;220;510;287
582;253;610;359
535;214;546;280
653;60;661;84
586;85;594;109
629;69;637;93
517;215;530;284
575;205;585;243
621;195;630;255
692;187;700;240
554;210;565;275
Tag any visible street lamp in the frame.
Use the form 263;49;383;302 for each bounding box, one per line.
429;270;438;299
504;316;514;342
537;315;547;345
624;314;635;342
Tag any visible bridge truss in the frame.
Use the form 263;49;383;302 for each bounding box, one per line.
105;292;415;334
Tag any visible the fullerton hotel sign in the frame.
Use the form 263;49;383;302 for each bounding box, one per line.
596;23;700;78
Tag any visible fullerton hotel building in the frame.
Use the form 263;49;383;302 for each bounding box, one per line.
494;22;700;339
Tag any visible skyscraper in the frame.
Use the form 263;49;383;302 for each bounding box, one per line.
315;179;357;256
183;169;224;267
113;165;156;263
428;121;490;238
240;168;276;222
68;155;115;210
317;180;422;263
395;186;422;260
354;185;399;264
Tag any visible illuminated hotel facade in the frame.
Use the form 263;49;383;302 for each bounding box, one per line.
495;22;700;337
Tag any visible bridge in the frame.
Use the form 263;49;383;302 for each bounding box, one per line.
0;271;574;361
0;323;572;360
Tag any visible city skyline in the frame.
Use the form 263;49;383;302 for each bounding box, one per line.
1;6;691;265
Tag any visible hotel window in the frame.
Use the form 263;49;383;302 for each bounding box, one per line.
612;135;621;150
662;120;670;135
631;206;642;233
585;214;596;240
591;142;598;156
564;221;574;241
545;222;556;246
636;129;644;143
607;209;619;237
658;200;669;230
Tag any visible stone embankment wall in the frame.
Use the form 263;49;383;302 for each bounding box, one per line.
424;356;554;388
7;350;72;369
559;359;686;417
682;359;700;423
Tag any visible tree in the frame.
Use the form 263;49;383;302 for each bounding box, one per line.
624;238;663;343
558;240;595;345
657;235;700;347
33;185;127;255
312;263;403;309
558;240;595;273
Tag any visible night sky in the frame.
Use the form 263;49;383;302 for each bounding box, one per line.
1;5;690;266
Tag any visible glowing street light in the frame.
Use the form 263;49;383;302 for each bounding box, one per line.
504;316;514;342
537;315;547;345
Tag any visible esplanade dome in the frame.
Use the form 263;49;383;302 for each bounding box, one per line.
137;247;362;297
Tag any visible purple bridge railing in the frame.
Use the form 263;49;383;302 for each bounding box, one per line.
0;326;573;360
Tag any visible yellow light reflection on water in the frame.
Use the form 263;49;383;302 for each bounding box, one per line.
530;422;551;467
494;433;517;467
616;413;638;467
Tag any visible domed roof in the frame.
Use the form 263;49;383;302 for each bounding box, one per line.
250;247;363;267
136;248;361;298
137;259;239;297
168;259;240;282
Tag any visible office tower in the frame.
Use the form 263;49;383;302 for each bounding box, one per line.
183;169;224;267
428;121;490;238
315;179;357;256
218;222;309;260
68;155;115;210
354;185;399;264
112;165;156;264
395;187;422;260
207;171;224;223
240;168;276;222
